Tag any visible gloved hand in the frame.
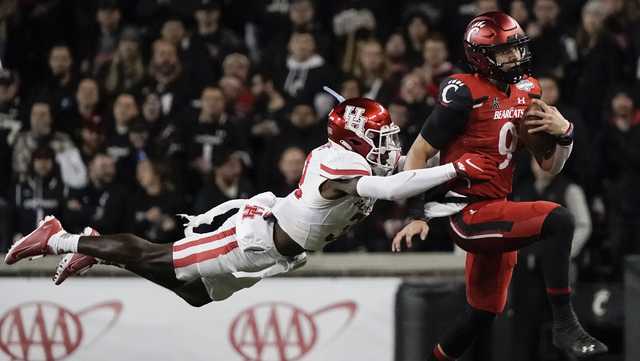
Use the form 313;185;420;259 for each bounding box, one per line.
452;153;498;181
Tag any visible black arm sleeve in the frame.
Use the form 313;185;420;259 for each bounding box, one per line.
420;77;473;150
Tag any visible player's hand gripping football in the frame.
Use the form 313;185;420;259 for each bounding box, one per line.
524;99;571;136
452;153;498;181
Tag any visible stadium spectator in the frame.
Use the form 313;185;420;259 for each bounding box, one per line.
418;34;459;99
257;102;324;190
384;33;410;80
63;153;127;234
249;72;286;136
402;11;431;67
116;119;154;183
126;158;183;243
274;31;334;114
509;0;530;27
387;99;417;153
140;92;183;162
79;121;106;166
0;69;21;193
398;72;432;125
189;0;243;82
601;89;640;270
97;26;145;100
526;0;574;77
274;146;306;196
12;146;66;238
332;5;376;74
265;0;330;70
339;77;362;100
42;44;76;115
106;93;139;182
141;39;190;116
276;102;324;153
352;40;394;104
192;147;253;217
59;78;102;141
184;86;248;191
86;0;123;74
12;100;87;189
568;0;625;131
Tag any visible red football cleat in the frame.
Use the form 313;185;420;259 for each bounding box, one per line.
4;216;62;265
53;227;100;285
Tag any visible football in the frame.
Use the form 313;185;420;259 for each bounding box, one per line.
518;102;556;161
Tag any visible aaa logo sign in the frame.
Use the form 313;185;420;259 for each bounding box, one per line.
0;301;122;361
229;301;357;361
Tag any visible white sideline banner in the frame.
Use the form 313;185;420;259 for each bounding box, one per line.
0;277;400;361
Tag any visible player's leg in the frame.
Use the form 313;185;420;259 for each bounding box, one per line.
445;199;607;358
428;305;496;361
69;232;213;306
427;251;513;361
4;216;213;307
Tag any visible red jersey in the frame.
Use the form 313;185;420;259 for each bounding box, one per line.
421;73;541;199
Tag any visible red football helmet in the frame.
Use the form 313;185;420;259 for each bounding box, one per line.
463;11;532;84
327;98;401;175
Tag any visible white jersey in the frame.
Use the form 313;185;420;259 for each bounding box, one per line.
272;142;376;251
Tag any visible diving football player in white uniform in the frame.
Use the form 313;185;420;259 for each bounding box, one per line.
5;98;497;306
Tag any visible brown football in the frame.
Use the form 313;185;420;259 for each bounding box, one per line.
518;102;556;161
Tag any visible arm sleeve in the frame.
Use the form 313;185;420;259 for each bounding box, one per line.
355;163;457;201
420;77;473;150
547;142;573;175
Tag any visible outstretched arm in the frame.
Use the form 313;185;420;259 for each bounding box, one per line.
323;154;497;201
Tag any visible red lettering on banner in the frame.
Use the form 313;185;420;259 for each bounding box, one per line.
229;301;357;361
0;301;122;361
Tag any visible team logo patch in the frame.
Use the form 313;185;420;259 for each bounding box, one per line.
442;79;465;104
515;79;534;92
491;97;500;110
343;105;366;136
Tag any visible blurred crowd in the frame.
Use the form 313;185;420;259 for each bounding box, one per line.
0;0;639;280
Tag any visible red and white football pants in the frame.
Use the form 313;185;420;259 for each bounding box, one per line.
172;203;291;301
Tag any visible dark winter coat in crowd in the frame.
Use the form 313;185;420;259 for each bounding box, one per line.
12;173;67;237
125;187;185;243
63;181;128;234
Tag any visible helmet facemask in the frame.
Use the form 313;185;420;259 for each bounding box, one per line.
475;37;532;83
362;124;401;176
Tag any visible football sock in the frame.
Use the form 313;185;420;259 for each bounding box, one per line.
432;305;495;359
540;207;577;324
428;344;456;360
48;231;80;254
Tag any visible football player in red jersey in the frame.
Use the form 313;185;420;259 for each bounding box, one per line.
393;12;607;360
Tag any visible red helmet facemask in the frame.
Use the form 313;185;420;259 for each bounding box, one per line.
463;11;532;84
327;98;401;175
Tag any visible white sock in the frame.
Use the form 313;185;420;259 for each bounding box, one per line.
47;231;80;255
